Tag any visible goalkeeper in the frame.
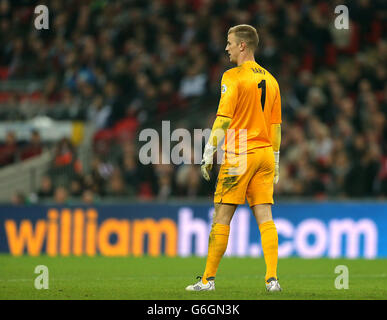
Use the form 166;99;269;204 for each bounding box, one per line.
186;24;282;292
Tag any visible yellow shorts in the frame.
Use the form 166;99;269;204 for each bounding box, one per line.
214;147;274;206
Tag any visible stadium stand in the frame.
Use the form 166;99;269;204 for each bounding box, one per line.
0;0;385;204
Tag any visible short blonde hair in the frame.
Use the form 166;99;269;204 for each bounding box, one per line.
228;24;259;51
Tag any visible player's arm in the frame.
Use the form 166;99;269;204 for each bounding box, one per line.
271;81;282;184
201;115;231;181
201;71;237;181
271;123;281;184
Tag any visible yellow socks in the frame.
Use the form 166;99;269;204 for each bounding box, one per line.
259;220;278;282
201;221;277;284
202;223;230;284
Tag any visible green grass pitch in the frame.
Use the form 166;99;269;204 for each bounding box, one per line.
0;254;386;300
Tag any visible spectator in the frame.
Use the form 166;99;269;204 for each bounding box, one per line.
37;175;54;199
20;130;43;161
11;191;26;205
0;131;18;167
157;174;173;200
87;95;111;130
176;164;202;198
122;153;140;196
90;156;114;194
69;178;83;198
82;189;94;205
54;186;69;205
50;138;82;186
106;168;128;197
179;62;208;98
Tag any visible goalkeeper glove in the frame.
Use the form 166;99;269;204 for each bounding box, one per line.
201;159;212;181
274;151;280;184
201;143;216;181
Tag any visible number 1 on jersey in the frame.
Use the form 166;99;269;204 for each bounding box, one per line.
258;80;266;111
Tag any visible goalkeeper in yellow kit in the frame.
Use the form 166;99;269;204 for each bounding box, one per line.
186;24;282;292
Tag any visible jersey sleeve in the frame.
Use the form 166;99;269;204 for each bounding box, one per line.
216;71;238;119
271;84;282;124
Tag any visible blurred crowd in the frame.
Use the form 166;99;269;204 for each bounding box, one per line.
0;130;43;167
0;0;386;204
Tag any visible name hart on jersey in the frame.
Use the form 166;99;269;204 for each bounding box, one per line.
251;67;265;74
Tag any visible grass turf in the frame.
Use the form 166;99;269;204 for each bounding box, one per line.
0;254;386;300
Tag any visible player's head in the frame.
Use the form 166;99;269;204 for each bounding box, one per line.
226;25;259;64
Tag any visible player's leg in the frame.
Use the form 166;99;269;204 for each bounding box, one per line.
186;153;251;291
185;203;237;291
201;203;237;284
201;152;254;284
246;147;281;291
251;204;279;283
201;152;252;285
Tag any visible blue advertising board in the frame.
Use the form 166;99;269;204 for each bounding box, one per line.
0;202;386;258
